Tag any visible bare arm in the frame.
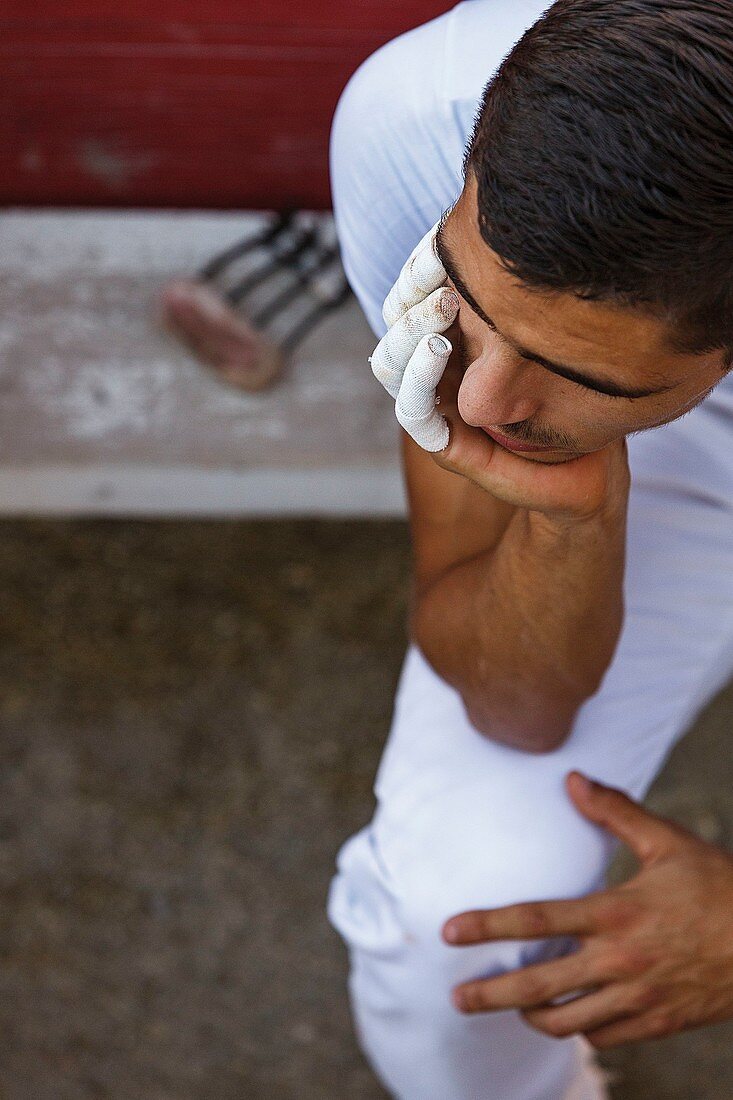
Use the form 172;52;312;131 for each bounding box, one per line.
403;430;627;753
369;220;630;754
412;500;627;752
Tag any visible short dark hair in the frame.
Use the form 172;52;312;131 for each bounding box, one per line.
463;0;733;368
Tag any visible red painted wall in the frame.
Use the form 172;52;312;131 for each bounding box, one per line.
1;2;451;210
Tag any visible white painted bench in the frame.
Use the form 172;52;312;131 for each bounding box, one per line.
0;211;405;516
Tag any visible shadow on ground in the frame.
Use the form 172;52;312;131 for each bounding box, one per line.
0;519;731;1099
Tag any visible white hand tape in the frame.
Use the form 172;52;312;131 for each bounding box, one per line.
382;219;447;329
370;288;458;399
395;333;452;452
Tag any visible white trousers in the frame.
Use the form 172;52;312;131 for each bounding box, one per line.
325;4;733;1097
327;398;733;1098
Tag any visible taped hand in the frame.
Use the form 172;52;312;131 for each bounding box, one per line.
369;221;460;452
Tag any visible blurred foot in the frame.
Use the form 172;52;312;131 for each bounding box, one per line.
160;279;285;392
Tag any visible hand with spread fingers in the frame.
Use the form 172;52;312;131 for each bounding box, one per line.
441;772;733;1050
370;220;632;525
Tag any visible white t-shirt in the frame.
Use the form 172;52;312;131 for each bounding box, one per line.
329;0;551;339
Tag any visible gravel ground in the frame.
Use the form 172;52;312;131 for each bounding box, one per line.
0;519;731;1099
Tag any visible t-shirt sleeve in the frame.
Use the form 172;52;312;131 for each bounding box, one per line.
329;11;468;340
329;1;549;340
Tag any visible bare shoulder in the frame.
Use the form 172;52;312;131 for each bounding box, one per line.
400;428;516;596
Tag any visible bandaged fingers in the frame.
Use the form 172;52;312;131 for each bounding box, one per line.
395;333;453;452
369;217;459;451
382;218;448;328
370;286;459;399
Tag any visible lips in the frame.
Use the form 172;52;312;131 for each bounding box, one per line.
483;428;553;453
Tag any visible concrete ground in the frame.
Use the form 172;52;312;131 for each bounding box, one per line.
0;517;732;1099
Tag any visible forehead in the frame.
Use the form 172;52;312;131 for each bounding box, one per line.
440;179;714;395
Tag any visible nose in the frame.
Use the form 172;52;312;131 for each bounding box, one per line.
457;348;544;430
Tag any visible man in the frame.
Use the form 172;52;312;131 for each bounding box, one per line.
326;2;733;1097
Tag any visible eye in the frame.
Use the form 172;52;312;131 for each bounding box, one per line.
455;289;634;400
583;382;634;401
594;388;628;400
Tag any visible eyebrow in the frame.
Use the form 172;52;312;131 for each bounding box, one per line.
434;213;675;400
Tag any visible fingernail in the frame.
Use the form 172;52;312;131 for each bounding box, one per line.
428;335;452;356
440;290;460;316
443;922;459;943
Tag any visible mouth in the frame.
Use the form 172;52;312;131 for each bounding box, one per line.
483;427;556;453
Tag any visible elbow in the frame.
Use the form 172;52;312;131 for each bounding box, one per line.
462;698;582;755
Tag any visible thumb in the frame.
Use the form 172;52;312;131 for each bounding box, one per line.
565;771;680;864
